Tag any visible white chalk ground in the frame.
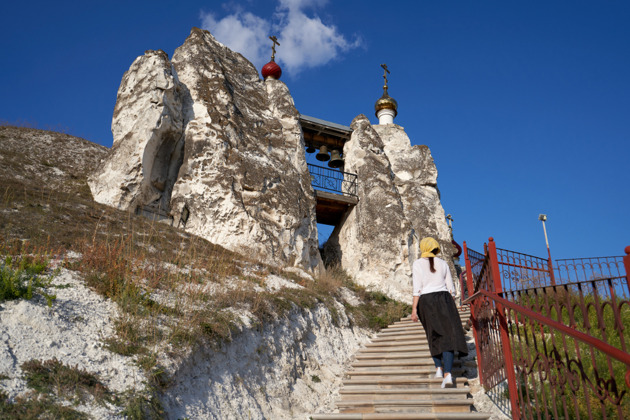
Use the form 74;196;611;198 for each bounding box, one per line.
0;264;509;419
0;263;374;419
0;267;145;418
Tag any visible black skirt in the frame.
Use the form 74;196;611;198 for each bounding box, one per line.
417;291;468;357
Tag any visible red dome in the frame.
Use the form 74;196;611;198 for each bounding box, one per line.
262;61;282;80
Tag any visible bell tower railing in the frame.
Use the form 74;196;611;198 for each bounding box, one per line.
307;163;357;197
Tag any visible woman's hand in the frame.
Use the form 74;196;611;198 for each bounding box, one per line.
411;311;419;322
411;295;420;322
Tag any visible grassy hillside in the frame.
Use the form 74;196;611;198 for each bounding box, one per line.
0;125;411;417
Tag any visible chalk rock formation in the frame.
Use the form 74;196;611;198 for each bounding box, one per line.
169;29;321;272
162;304;371;419
89;28;322;273
373;123;455;262
325;115;455;301
88;50;185;212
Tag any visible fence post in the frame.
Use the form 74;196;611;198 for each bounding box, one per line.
547;248;556;286
488;238;521;420
463;241;484;385
624;246;630;293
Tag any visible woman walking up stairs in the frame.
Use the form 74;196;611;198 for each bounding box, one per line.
311;238;492;419
309;307;492;419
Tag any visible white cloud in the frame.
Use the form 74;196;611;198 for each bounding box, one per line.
200;1;361;76
200;11;271;66
277;0;329;13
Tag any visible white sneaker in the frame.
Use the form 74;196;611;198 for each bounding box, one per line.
441;374;454;388
435;367;443;378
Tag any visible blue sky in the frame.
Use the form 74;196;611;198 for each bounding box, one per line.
1;1;628;260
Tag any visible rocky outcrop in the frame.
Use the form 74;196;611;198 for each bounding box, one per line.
324;116;416;300
89;28;322;274
162;304;371;419
168;28;321;273
88;27;455;292
88;50;186;212
324;116;455;301
373;123;457;274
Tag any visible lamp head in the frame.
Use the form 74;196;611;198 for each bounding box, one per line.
538;214;547;222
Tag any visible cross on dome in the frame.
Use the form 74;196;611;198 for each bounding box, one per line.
381;63;390;88
269;36;280;62
374;63;398;124
262;35;282;80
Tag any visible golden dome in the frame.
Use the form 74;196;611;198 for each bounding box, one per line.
374;87;398;117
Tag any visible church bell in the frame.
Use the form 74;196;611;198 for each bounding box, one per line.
328;149;344;168
306;142;316;154
316;146;330;161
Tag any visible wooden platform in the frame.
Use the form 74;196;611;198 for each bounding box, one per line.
315;190;358;225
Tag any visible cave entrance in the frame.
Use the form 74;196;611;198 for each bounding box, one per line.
136;131;185;224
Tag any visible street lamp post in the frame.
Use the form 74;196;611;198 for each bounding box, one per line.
538;214;556;285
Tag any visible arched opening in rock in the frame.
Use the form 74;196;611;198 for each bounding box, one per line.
139;131;185;222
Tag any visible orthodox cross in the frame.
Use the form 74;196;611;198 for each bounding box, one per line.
381;63;390;88
269;36;280;62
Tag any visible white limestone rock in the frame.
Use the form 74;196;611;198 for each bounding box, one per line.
373;123;457;278
161;304;372;419
325;116;416;300
324;116;456;301
89;28;322;274
88;49;185;212
168;28;322;273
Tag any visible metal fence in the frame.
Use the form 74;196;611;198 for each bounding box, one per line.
307;163;357;197
464;239;630;420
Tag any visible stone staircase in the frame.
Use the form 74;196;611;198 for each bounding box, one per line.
310;307;491;420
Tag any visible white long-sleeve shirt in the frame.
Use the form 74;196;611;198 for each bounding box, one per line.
412;257;455;297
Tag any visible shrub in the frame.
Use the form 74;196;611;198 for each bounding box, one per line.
0;254;56;306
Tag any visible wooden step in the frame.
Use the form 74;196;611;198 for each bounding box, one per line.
336;398;473;414
342;376;468;389
366;339;428;347
339;387;470;401
309;312;490;420
352;360;462;369
347;368;465;380
361;345;431;353
375;331;428;338
310;413;491;419
394;318;470;326
371;336;427;343
355;351;433;360
382;323;468;333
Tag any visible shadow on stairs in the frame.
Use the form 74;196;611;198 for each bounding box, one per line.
309;307;492;420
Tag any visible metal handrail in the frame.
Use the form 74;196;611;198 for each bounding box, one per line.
462;289;630;370
307;163;357;197
464;240;630;419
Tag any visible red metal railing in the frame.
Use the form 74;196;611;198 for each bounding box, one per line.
464;239;630;420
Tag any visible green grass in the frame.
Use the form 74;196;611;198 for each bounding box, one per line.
15;358;164;419
21;358;115;405
0;390;88;420
117;389;163;420
509;288;630;419
0;252;56;306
